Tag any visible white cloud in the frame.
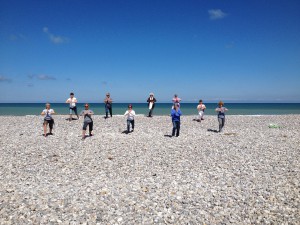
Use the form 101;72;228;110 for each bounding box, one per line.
0;75;12;82
208;9;227;20
37;74;56;80
27;74;56;80
43;27;69;44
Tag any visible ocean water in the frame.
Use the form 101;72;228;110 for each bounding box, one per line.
0;103;299;116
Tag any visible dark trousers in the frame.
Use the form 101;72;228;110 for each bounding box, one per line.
105;106;112;117
83;121;93;133
172;121;180;136
148;108;154;117
127;119;134;132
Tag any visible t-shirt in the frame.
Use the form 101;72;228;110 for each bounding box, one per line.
124;110;135;120
43;109;54;120
216;107;227;118
197;104;206;111
67;97;77;108
80;110;94;122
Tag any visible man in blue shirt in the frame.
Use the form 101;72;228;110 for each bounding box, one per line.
171;103;182;137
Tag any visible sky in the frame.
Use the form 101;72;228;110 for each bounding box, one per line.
0;0;300;103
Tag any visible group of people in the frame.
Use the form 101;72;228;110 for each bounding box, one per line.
41;92;228;139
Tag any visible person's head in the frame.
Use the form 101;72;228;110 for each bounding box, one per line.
199;99;203;103
128;104;133;109
106;92;110;97
84;103;89;109
70;92;74;97
45;103;51;109
149;92;154;97
174;94;178;98
218;101;224;107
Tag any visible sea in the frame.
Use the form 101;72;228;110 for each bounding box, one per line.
0;103;299;116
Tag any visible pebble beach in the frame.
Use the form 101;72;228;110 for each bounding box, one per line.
0;114;299;224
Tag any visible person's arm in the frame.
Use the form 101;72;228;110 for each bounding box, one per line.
224;107;228;111
109;98;113;103
215;108;220;112
41;110;46;115
74;98;78;103
89;110;94;115
51;109;55;114
124;110;128;116
66;98;70;103
153;98;157;103
177;109;182;116
147;98;150;103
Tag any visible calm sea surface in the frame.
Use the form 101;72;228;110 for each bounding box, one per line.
0;103;299;116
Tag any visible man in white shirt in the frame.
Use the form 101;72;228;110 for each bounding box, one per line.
66;92;79;121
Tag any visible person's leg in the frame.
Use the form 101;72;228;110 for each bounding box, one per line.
172;121;176;136
43;120;47;136
222;118;225;130
89;121;93;136
82;122;88;139
49;119;54;134
109;107;112;117
149;108;153;117
105;106;108;118
176;121;180;137
74;107;79;119
131;120;134;131
199;111;204;120
69;108;73;121
218;118;223;132
127;120;131;132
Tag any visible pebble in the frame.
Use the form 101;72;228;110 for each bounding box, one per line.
0;115;299;224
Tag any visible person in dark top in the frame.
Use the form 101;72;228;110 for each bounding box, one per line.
147;93;157;117
104;93;113;119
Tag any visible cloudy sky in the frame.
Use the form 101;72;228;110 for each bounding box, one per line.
0;0;299;103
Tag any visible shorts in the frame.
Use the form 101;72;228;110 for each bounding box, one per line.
83;121;93;131
43;119;54;129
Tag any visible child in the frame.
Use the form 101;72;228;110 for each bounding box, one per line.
171;103;182;137
124;104;135;133
80;103;94;139
197;99;206;121
41;103;55;137
215;101;228;132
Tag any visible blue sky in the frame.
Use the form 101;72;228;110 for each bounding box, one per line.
0;0;299;103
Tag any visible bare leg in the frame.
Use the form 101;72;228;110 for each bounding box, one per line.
43;123;47;137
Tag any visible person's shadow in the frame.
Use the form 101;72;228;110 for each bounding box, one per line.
164;134;173;137
207;129;218;133
122;130;133;134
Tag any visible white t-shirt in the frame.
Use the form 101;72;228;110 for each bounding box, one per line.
43;109;54;120
197;104;206;111
67;97;77;108
124;110;135;120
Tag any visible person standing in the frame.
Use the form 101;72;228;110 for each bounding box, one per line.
66;92;79;121
104;92;113;118
197;99;206;121
172;94;181;108
80;103;94;139
215;101;228;133
41;103;55;137
124;104;135;133
147;93;157;117
171;103;182;137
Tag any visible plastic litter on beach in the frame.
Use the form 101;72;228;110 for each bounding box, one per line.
268;124;281;128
